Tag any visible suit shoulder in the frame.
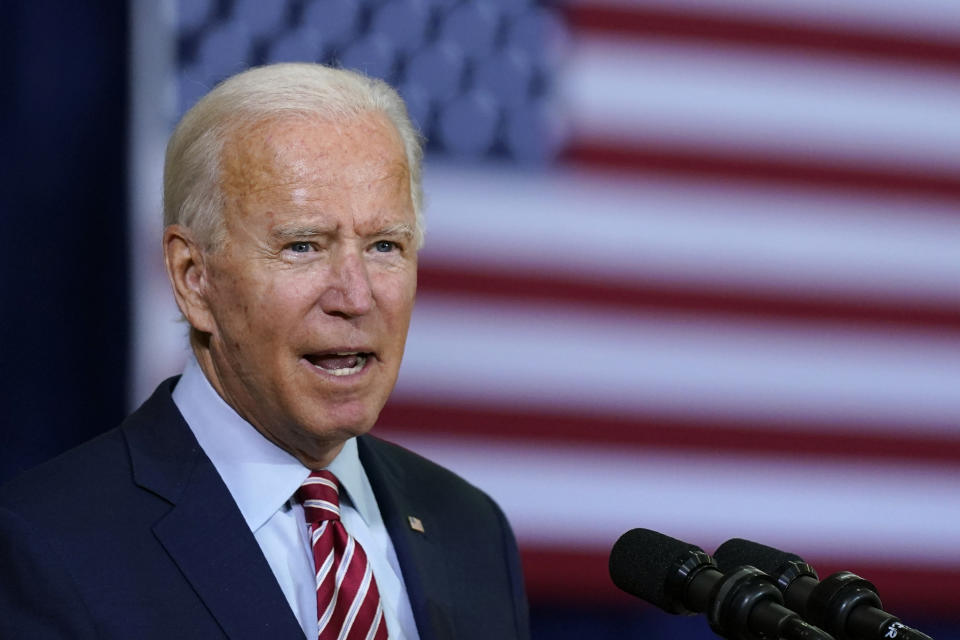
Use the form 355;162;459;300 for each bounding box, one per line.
359;434;504;515
360;435;530;639
0;377;186;519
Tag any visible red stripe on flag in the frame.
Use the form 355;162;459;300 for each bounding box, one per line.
564;141;960;203
378;402;960;465
563;4;960;69
418;264;960;334
522;547;635;607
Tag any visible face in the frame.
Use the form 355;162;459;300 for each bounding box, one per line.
192;112;417;467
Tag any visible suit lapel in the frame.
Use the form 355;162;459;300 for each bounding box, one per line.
358;436;457;640
124;379;303;640
152;461;303;639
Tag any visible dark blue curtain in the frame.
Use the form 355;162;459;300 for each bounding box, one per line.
0;0;129;483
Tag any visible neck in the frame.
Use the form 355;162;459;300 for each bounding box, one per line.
188;343;346;470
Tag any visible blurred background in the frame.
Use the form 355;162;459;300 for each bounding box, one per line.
4;0;960;637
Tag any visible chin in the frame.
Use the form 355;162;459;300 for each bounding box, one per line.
307;404;381;440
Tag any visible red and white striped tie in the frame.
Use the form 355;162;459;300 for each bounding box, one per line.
297;471;389;640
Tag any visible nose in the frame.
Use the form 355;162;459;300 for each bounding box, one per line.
318;249;374;317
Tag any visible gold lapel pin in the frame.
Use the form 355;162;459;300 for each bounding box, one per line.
407;515;425;533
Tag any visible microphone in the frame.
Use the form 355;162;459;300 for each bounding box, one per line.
713;538;934;640
609;528;834;640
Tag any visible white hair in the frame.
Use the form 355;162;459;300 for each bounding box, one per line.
163;63;425;249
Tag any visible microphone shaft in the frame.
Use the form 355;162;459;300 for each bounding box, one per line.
750;603;834;640
848;609;934;640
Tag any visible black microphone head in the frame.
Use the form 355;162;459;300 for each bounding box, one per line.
713;538;805;575
609;528;709;612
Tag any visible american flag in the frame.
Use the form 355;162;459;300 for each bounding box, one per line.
130;0;960;622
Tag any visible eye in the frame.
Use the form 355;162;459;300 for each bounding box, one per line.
374;240;397;253
288;241;314;253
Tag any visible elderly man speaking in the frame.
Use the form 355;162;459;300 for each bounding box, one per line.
0;64;530;640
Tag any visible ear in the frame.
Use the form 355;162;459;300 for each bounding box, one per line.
163;224;216;334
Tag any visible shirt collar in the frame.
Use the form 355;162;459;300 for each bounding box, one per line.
171;355;377;531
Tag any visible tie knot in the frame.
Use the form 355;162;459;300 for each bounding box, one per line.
296;470;341;525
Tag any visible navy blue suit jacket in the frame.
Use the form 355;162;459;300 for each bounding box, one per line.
0;379;530;639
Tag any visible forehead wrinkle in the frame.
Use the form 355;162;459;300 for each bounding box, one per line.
367;154;410;188
226;152;331;199
224;111;408;187
349;157;413;221
221;118;327;197
219;112;415;238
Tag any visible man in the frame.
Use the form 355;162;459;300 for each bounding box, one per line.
0;63;530;640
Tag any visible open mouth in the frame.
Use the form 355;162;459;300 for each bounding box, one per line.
304;352;372;377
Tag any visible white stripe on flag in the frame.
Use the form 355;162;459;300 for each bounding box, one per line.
564;33;960;172
385;432;960;565
420;166;960;305
396;296;960;434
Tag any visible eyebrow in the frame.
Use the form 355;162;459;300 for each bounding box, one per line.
373;223;416;240
269;224;334;240
268;222;416;241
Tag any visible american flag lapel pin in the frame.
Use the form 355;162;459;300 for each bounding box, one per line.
407;515;425;533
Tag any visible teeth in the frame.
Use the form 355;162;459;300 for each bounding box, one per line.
325;354;367;377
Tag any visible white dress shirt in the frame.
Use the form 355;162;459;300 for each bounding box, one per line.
172;355;420;639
